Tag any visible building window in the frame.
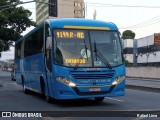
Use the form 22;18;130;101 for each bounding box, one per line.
74;2;81;6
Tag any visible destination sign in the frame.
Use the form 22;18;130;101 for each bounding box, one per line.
56;31;84;39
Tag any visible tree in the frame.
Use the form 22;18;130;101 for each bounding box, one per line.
0;0;35;52
122;30;135;39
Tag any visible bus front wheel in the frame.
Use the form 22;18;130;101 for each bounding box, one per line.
44;88;52;103
41;80;52;103
94;97;104;102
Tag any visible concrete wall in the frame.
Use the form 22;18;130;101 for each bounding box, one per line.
126;67;160;79
123;39;134;63
137;35;154;47
123;39;133;48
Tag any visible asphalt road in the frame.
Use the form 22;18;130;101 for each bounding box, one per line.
0;71;160;120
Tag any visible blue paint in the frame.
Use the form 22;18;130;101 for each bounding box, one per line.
15;18;125;100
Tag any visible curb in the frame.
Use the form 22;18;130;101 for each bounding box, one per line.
126;77;160;81
126;85;160;93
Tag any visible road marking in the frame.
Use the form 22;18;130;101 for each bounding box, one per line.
6;83;17;85
105;97;125;102
0;81;7;86
0;82;16;86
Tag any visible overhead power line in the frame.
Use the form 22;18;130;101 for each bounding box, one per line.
119;14;160;29
52;0;160;8
86;2;160;8
84;2;160;29
120;21;160;29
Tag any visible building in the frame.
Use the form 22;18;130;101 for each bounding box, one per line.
36;0;85;25
123;39;134;64
123;33;160;66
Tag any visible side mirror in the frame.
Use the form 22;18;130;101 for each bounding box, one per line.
46;37;52;49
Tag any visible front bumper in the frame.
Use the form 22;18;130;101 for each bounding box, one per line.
53;80;125;99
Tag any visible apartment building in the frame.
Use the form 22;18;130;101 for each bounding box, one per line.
36;0;85;25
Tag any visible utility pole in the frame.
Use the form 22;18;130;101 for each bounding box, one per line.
85;2;87;18
93;9;96;20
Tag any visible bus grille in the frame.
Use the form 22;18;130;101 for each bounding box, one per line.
70;70;115;80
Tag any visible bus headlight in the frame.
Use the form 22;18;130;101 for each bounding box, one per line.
112;75;125;85
56;77;76;87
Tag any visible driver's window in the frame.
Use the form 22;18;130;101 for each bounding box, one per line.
45;23;52;72
45;23;50;37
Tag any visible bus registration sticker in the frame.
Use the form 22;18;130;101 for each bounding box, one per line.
89;87;100;92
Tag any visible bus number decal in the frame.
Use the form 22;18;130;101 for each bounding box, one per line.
66;59;86;64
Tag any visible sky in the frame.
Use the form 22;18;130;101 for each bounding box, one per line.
1;0;160;60
21;0;160;38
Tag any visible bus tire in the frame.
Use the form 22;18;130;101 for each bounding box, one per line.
94;97;104;102
22;77;29;94
40;78;52;103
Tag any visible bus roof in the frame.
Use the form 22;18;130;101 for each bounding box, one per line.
16;18;118;44
49;18;118;30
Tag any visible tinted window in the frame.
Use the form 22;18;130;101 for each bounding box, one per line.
15;42;22;59
90;31;123;67
24;27;44;57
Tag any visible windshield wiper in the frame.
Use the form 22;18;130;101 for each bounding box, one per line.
84;40;88;61
74;39;88;70
94;40;112;69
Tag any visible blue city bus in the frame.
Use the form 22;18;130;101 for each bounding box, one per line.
15;18;125;102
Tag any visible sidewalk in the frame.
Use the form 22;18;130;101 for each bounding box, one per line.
126;77;160;92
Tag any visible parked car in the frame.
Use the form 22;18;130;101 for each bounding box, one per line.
11;70;16;81
8;67;13;72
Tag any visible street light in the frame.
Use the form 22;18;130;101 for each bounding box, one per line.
0;0;55;10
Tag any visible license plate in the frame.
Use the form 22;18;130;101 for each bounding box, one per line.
89;87;100;92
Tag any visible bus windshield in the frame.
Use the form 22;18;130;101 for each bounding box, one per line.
54;29;123;68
